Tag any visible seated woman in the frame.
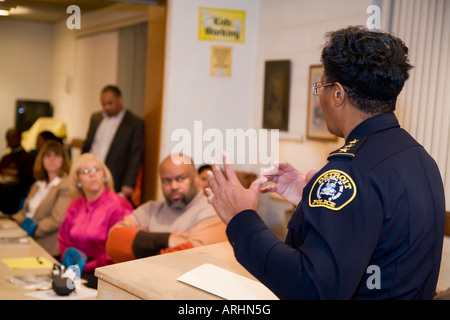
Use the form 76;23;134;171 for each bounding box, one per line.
58;153;133;288
11;140;72;258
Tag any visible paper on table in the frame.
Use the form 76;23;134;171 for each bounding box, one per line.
0;236;29;245
177;263;278;300
10;274;52;290
1;257;53;269
25;287;97;300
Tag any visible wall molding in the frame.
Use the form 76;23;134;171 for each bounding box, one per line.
74;3;149;38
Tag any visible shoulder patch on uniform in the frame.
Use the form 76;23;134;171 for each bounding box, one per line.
328;137;367;160
308;170;357;211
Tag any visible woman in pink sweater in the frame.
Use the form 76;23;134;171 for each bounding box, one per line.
58;153;133;288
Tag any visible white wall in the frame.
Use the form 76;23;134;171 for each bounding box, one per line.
50;20;122;147
161;0;260;170
50;20;77;128
0;12;122;156
68;29;118;141
0;18;118;156
0;20;53;153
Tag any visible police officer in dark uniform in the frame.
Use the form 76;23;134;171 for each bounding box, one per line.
206;26;446;299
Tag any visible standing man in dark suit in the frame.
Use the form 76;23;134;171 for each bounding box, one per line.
82;85;144;201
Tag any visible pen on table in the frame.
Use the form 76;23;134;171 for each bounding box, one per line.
36;256;43;264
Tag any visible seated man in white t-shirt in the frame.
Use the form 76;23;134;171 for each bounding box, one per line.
105;154;226;262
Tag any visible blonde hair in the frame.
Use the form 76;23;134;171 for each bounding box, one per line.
69;153;114;197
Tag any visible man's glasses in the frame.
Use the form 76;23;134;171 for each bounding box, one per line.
80;167;101;175
311;82;334;95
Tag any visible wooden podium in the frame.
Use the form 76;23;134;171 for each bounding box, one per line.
95;241;262;300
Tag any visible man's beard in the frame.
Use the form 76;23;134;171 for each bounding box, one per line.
166;192;189;210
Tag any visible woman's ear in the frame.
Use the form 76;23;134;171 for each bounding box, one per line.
333;82;346;107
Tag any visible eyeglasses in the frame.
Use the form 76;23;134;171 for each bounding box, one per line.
80;167;101;175
311;82;334;95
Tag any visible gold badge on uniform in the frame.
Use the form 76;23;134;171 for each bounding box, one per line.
308;170;357;211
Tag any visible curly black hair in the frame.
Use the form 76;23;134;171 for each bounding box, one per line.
321;25;413;114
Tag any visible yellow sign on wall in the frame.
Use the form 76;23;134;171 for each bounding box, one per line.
199;7;245;43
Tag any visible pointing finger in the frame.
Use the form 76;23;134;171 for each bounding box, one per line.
222;151;237;181
207;170;219;192
210;160;226;185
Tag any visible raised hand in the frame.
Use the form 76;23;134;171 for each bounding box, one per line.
206;153;268;225
260;162;318;206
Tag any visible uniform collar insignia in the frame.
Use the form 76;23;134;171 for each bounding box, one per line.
328;137;367;160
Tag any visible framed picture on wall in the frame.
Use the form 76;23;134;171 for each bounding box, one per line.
262;60;291;131
210;46;232;77
306;65;338;141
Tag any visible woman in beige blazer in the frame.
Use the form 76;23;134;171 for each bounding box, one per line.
11;139;73;258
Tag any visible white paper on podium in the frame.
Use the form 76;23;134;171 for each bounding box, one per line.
177;263;278;300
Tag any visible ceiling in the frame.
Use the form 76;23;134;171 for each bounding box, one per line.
0;0;162;23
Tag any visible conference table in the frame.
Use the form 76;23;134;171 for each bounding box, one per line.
1;214;276;300
0;217;59;299
0;216;97;300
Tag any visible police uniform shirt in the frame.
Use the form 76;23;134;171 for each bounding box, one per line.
226;112;446;299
